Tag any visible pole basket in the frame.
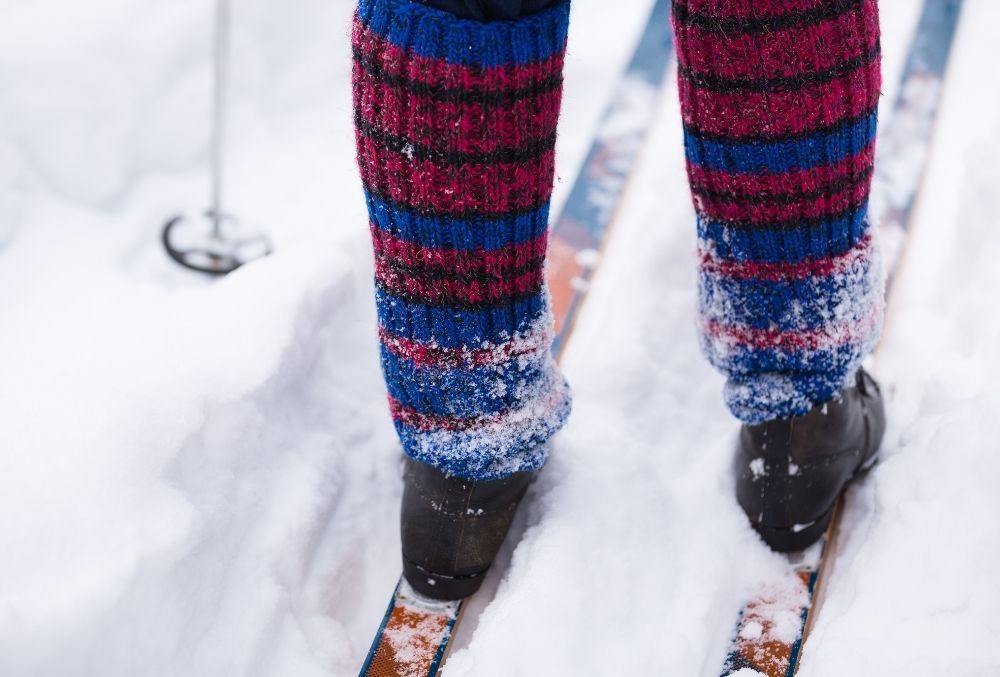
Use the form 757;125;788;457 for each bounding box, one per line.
161;210;272;276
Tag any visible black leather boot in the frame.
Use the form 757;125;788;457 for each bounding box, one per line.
400;458;535;600
735;369;886;553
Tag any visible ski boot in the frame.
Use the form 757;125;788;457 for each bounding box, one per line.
735;369;886;553
400;457;535;600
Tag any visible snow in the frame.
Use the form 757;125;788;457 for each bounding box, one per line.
2;0;999;676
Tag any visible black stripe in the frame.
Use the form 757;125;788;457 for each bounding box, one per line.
353;48;563;105
365;186;551;223
679;43;880;94
692;165;874;207
375;254;545;285
699;198;869;231
357;115;556;167
672;0;864;34
375;279;544;311
683;105;877;145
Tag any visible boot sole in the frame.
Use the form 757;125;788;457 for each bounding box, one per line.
403;557;486;601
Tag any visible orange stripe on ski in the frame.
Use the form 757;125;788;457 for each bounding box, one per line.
547;234;585;337
360;584;461;677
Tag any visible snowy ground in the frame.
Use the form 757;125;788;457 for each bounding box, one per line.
1;0;998;675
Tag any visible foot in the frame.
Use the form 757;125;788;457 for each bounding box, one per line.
400;458;534;600
735;369;886;552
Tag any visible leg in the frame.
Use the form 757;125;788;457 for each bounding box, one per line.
352;0;572;597
672;0;886;550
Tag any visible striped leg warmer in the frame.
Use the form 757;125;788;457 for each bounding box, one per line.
352;0;572;480
672;0;885;424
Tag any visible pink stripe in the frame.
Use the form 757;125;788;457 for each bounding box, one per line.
679;63;880;139
375;257;544;306
353;66;562;155
700;233;873;282
704;305;879;352
357;135;555;215
674;2;878;82
371;227;547;278
388;383;564;434
379;327;546;370
687;143;875;194
695;178;871;224
352;21;564;95
389;396;485;433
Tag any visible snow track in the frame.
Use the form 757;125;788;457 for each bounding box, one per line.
1;0;999;675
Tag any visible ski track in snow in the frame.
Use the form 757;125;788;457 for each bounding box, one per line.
1;0;999;675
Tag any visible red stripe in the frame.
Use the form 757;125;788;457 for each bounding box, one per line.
389;397;486;433
371;226;547;278
704;305;879;352
687;143;875;195
375;257;544;306
679;64;880;139
352;21;564;96
356;134;555;216
388;384;564;434
700;233;873;282
695;177;871;225
379;326;546;370
674;3;878;82
353;65;562;156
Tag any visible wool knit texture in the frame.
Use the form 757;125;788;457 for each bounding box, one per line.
352;0;572;480
673;0;885;424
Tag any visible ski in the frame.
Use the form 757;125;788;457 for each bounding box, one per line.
358;1;676;674
719;1;965;675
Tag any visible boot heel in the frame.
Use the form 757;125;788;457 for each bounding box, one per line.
753;500;837;553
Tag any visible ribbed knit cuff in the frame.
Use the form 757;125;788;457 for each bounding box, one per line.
356;0;570;66
353;0;572;480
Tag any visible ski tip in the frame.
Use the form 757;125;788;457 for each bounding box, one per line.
359;579;463;677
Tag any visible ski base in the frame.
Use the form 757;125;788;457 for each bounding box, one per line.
359;580;463;677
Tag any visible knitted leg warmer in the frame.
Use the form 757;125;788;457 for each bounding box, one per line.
672;0;885;424
352;0;572;480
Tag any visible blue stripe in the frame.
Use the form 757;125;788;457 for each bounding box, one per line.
375;287;547;348
697;207;871;263
366;191;549;251
356;0;570;68
699;262;876;331
703;338;863;378
722;365;855;424
396;422;553;480
393;403;566;480
684;112;877;174
358;582;401;677
381;346;551;418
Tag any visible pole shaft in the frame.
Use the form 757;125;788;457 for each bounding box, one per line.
211;0;229;238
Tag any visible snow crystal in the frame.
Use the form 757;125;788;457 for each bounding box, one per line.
738;621;764;641
575;248;601;268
